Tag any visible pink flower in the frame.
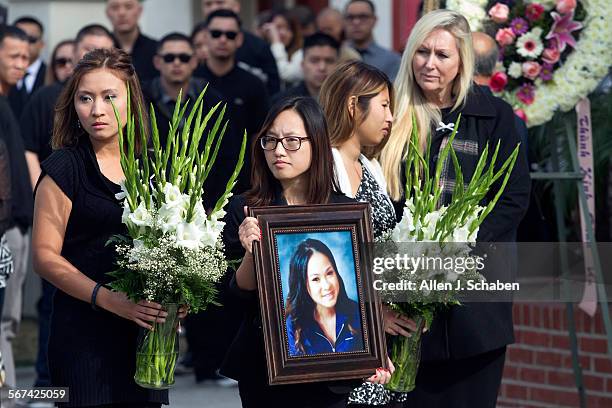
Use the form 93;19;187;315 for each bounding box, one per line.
495;28;516;46
514;109;527;122
522;61;542;80
546;11;583;52
525;3;545;21
556;0;577;14
489;72;508;92
542;46;561;64
517;84;535;105
489;3;510;23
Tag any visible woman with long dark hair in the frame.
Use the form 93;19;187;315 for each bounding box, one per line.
220;96;393;407
32;48;186;407
285;238;363;356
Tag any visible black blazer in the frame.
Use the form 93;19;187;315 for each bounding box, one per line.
8;61;46;119
416;86;531;361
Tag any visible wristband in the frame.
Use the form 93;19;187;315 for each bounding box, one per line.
91;282;104;311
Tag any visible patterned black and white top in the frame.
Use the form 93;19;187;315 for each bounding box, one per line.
355;162;396;239
0;234;13;289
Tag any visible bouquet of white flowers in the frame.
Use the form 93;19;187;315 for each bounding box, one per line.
384;114;519;392
108;87;246;389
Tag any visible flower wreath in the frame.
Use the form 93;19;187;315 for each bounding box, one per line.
446;0;612;127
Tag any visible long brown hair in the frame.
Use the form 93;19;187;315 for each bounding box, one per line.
52;48;148;150
244;97;336;207
319;60;394;159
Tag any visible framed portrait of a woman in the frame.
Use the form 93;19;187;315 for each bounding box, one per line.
250;203;387;385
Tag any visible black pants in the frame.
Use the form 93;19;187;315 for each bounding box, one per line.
402;347;507;408
238;379;347;408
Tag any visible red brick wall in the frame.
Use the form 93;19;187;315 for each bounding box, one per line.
498;303;612;408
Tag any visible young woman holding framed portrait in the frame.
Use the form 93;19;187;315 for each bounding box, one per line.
220;96;393;407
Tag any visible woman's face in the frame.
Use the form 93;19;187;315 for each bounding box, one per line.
264;109;312;184
273;15;293;48
412;29;461;102
306;250;340;309
355;87;393;147
54;43;75;83
74;68;128;143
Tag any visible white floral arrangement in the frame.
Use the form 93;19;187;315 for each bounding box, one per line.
383;114;519;315
446;0;612;127
108;88;246;312
383;115;519;392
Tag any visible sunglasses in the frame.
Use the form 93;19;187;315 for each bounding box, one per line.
160;53;193;64
27;35;40;44
54;57;73;67
209;30;238;40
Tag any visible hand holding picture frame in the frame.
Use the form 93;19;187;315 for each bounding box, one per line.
250;202;387;385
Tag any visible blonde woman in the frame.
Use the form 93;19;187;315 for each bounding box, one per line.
379;9;530;408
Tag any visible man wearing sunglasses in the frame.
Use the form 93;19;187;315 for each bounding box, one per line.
8;16;46;119
143;32;225;165
183;8;270;388
198;9;270;166
201;0;280;95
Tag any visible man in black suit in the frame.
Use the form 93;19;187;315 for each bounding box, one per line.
201;0;280;95
8;16;46;119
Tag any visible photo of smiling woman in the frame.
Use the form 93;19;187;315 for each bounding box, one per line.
284;237;364;357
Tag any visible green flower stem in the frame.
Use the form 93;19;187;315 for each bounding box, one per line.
386;315;426;393
134;305;179;389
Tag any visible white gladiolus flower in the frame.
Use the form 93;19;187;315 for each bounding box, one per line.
115;179;128;200
391;207;416;242
163;183;185;208
200;219;223;247
128;201;154;227
158;204;183;233
121;202;131;225
175;222;204;249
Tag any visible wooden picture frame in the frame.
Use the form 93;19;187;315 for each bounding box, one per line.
250;202;387;385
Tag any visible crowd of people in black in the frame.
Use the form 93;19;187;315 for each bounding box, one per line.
0;1;531;407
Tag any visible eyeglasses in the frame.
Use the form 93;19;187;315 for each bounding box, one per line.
345;13;374;22
160;53;193;64
54;57;73;67
260;136;309;151
27;35;40;44
209;30;239;40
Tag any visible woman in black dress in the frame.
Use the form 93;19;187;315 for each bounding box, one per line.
32;48;183;407
220;96;393;407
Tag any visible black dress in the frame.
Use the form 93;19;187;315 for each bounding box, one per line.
39;137;168;407
219;191;360;408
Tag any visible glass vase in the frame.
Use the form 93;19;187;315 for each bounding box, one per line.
134;303;179;389
385;314;426;393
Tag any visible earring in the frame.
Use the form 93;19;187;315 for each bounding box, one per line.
76;119;81;129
